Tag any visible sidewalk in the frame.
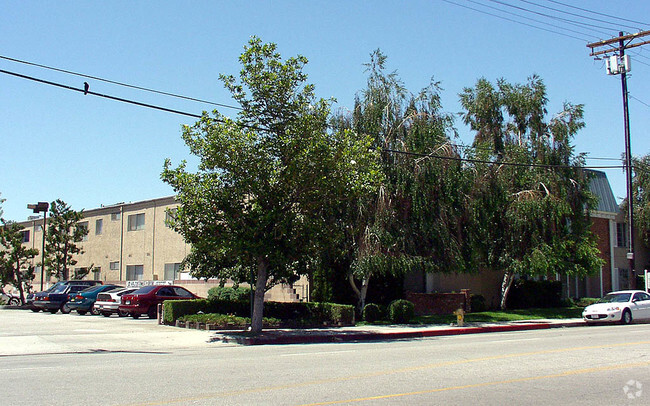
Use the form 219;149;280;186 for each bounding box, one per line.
213;318;586;345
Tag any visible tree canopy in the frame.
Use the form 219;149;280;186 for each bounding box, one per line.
44;199;87;281
162;37;382;333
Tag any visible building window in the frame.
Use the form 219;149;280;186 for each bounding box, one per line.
95;219;103;235
109;261;120;271
126;265;144;281
128;213;145;231
21;230;30;243
92;267;101;281
164;263;181;281
36;225;43;232
616;223;628;248
165;209;177;228
79;222;89;241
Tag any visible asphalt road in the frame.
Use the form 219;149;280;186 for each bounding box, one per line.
1;309;649;405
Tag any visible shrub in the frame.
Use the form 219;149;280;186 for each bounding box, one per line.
178;313;282;328
506;280;562;309
470;294;487;312
387;299;415;324
207;286;251;301
362;303;382;323
162;299;354;326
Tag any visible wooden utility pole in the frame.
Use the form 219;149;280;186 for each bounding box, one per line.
588;31;650;290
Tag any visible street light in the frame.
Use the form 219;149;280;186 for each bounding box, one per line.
27;202;49;291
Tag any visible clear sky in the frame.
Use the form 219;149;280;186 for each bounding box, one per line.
1;1;649;221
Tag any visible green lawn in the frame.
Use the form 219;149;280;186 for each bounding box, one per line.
414;306;584;325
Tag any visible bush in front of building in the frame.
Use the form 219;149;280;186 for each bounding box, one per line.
162;299;354;327
506;280;563;309
207;286;252;301
387;299;415;324
362;303;382;323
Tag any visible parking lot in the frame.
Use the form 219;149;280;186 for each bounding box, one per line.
0;308;218;356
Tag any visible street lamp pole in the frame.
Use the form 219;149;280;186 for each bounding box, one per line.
27;202;49;291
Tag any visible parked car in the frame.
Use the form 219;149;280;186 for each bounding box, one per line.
66;284;122;315
31;280;103;312
93;287;138;317
583;290;650;324
1;290;21;306
33;283;101;314
119;285;199;319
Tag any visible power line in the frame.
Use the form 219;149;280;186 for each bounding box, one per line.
542;0;650;27
465;0;597;39
0;55;242;111
486;0;622;34
0;68;269;132
0;66;628;172
518;0;643;33
441;0;589;42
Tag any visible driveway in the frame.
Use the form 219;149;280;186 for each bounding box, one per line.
0;308;217;356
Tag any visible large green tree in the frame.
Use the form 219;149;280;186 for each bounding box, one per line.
338;50;471;311
0;219;39;304
460;76;603;308
162;37;381;333
44;199;87;281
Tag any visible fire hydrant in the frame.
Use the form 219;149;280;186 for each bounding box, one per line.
454;308;465;327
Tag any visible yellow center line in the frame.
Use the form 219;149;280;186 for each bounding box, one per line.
121;340;650;406
299;360;650;406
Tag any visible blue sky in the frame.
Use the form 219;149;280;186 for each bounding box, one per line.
1;1;649;221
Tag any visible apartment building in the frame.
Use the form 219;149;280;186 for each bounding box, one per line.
20;196;189;285
18;196;305;301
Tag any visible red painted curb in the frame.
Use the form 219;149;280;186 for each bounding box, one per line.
221;321;584;345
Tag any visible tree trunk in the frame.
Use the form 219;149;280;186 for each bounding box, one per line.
348;272;370;313
250;257;268;334
500;270;515;310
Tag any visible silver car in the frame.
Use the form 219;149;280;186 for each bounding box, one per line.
93;287;138;317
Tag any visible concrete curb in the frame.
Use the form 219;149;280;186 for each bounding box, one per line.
217;320;586;346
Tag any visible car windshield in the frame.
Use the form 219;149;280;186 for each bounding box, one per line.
132;286;157;294
80;285;105;293
50;284;68;293
598;293;631;303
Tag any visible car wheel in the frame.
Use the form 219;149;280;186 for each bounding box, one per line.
102;312;111;317
77;310;87;315
118;310;128;317
90;307;99;316
147;306;157;319
132;313;140;319
49;309;58;314
31;308;40;312
8;297;20;306
621;309;632;325
61;304;72;314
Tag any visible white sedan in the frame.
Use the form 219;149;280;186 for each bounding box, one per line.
583;290;650;324
93;287;137;317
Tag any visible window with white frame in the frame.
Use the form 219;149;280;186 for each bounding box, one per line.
127;213;145;231
111;212;121;221
126;265;144;281
79;222;89;241
164;263;181;281
95;219;103;235
109;261;119;271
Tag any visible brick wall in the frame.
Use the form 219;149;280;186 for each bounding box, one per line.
406;290;471;315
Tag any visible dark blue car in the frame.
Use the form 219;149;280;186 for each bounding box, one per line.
66;285;122;315
31;280;103;313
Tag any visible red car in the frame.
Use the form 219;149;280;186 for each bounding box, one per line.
119;285;198;319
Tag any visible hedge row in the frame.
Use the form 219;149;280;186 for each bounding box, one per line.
162;299;355;327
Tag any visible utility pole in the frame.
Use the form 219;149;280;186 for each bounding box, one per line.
588;30;650;290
